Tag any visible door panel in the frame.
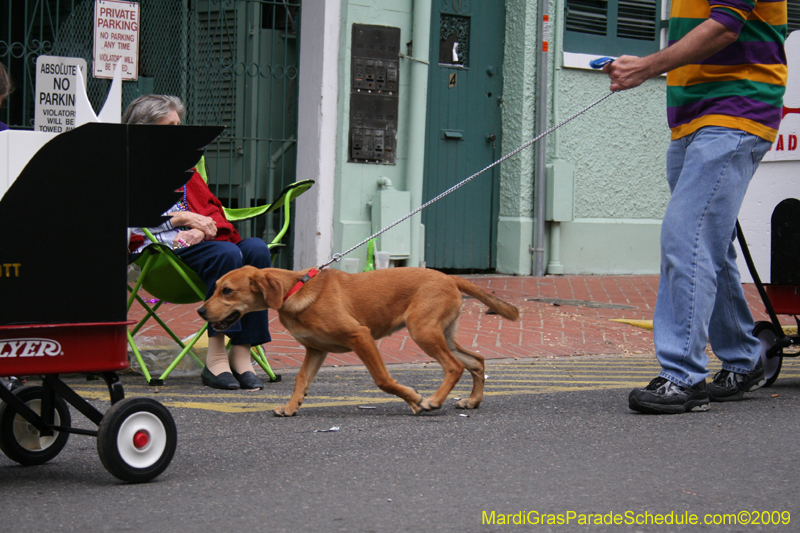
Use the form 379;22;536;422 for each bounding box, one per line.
423;0;505;271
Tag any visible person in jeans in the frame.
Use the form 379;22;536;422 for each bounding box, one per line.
602;0;786;413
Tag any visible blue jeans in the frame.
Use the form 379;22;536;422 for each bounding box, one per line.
176;238;272;346
654;127;771;388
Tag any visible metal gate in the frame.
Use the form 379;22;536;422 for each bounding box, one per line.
422;0;505;272
1;0;301;267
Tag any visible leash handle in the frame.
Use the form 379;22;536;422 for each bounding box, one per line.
590;57;614;69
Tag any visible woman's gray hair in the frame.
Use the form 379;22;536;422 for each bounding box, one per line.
122;94;186;124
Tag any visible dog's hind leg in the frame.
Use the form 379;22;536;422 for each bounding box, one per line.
442;319;486;409
407;323;466;412
274;348;327;417
450;340;485;409
349;327;425;414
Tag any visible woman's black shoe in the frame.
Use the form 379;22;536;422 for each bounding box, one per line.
201;366;240;389
232;370;264;390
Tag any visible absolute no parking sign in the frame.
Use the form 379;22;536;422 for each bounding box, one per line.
93;0;139;80
34;56;88;133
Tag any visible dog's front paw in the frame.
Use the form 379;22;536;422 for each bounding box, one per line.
455;398;481;409
406;391;427;414
273;405;298;417
418;397;442;413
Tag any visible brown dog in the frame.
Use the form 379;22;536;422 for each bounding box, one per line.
198;266;519;416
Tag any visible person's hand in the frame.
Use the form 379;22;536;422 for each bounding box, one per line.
602;19;737;93
603;55;650;92
174;229;205;248
169;211;217;240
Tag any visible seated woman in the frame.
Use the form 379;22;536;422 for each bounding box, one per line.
125;94;270;390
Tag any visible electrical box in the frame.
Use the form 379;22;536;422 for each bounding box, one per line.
349;24;400;164
546;160;575;222
372;187;411;259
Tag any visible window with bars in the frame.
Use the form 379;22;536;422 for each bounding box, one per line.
564;0;663;57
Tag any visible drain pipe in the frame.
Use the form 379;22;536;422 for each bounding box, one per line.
532;1;549;276
405;0;432;267
547;11;565;275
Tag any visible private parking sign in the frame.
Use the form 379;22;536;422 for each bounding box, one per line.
93;0;139;80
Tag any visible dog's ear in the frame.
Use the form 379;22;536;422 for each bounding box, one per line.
251;271;285;310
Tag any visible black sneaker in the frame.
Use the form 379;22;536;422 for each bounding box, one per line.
629;377;710;414
707;358;765;402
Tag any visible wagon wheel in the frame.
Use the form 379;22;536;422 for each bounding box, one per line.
97;397;177;483
754;321;783;387
0;385;71;466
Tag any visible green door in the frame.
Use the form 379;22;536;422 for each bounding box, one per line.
423;0;505;271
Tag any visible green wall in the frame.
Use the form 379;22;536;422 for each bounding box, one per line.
334;1;414;270
332;0;671;275
498;0;670;275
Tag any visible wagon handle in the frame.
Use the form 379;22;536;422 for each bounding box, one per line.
735;220;786;339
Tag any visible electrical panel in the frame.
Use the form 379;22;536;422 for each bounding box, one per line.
349;24;400;164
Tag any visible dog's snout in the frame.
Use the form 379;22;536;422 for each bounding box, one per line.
197;307;207;318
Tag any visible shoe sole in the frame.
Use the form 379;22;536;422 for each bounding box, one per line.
202;380;240;390
629;397;710;414
201;376;241;390
708;391;743;402
746;377;766;392
709;376;767;402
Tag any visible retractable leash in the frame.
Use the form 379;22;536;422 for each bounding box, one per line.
589;57;615;69
315;58;617;272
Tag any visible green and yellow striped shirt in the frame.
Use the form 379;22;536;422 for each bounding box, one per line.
666;0;787;141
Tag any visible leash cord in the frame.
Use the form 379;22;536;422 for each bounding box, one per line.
319;91;616;270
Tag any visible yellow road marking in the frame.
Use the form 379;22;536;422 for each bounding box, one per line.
452;380;652;386
164;401;278;413
610;319;798;335
163;398;407;413
63;355;798;413
611;319;654;330
422;372;665;379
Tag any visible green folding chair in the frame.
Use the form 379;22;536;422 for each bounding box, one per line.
127;173;314;385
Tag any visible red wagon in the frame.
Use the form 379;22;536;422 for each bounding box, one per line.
737;199;800;386
0;322;177;482
0;123;222;482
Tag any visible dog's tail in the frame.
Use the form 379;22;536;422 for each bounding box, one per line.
455;277;520;321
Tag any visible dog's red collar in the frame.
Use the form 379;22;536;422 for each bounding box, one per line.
284;268;319;301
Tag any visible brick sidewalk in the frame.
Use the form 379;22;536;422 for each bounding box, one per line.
127;274;778;372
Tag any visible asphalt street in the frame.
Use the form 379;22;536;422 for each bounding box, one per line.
2;354;799;532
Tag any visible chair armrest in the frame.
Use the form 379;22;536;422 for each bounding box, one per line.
223;179;315;222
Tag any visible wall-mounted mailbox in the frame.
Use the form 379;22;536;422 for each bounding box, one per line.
349;24;400;165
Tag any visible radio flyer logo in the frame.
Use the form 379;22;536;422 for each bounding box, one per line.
0;339;64;358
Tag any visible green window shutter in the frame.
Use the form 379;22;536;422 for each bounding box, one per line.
789;0;800;33
617;0;657;41
565;0;662;56
566;0;608;36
